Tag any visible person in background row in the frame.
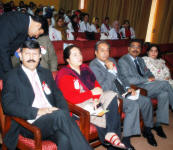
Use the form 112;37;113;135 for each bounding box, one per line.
143;44;173;88
49;15;74;41
36;17;58;71
64;10;72;24
109;20;122;40
101;17;111;36
79;13;91;32
27;1;36;15
120;20;135;39
90;17;100;33
67;14;79;33
0;11;44;80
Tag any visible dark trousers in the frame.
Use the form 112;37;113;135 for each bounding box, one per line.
96;96;121;150
21;110;92;150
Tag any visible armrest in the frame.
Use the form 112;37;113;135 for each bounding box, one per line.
67;102;90;141
11;116;42;149
5;116;42;149
131;85;147;96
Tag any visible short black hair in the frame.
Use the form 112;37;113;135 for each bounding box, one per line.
94;41;110;51
30;15;43;24
146;43;161;58
128;39;143;48
63;45;80;64
40;16;48;35
20;40;41;53
124;19;130;24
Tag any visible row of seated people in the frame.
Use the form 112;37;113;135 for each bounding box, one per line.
48;14;135;41
0;1;135;40
5;39;173;150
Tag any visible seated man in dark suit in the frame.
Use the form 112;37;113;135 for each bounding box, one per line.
118;39;173;142
2;40;92;150
89;41;155;149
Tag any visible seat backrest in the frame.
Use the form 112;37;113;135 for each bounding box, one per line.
0;80;6;136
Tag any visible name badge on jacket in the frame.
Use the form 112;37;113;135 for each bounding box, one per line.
42;81;51;95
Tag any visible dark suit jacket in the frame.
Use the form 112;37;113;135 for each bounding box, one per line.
2;66;68;150
89;57;130;92
118;54;154;86
0;12;29;79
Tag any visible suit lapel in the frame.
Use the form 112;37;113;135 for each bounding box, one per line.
17;67;35;104
137;57;145;74
126;54;139;74
95;59;107;72
37;67;53;104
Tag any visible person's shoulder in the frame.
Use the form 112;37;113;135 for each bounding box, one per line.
119;54;128;61
37;66;52;75
90;58;97;65
4;67;20;81
159;58;166;63
109;28;114;32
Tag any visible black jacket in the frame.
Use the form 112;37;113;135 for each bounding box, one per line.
0;12;29;79
2;66;68;150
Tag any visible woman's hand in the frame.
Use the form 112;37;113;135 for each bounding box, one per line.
93;99;100;110
91;87;103;95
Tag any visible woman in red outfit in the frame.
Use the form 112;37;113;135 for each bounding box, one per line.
56;45;126;150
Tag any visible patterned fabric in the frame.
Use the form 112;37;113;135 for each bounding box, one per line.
18;134;57;150
143;56;173;87
56;64;96;90
125;28;131;38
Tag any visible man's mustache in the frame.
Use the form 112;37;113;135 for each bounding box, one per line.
27;60;36;63
132;50;139;53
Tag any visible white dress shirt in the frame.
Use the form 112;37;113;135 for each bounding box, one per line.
79;21;91;32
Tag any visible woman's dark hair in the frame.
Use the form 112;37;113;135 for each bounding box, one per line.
55;15;64;22
146;43;161;58
63;45;80;64
70;14;78;32
20;40;41;53
123;19;130;28
34;8;43;16
105;17;109;21
58;8;65;17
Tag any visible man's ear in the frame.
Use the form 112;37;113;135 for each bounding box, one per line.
18;52;22;61
95;50;97;56
66;58;70;63
128;47;130;52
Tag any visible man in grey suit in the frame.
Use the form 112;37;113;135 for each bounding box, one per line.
118;39;173;142
89;41;155;149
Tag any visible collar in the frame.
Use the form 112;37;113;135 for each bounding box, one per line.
22;65;37;75
128;54;138;61
96;58;107;69
28;16;31;28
